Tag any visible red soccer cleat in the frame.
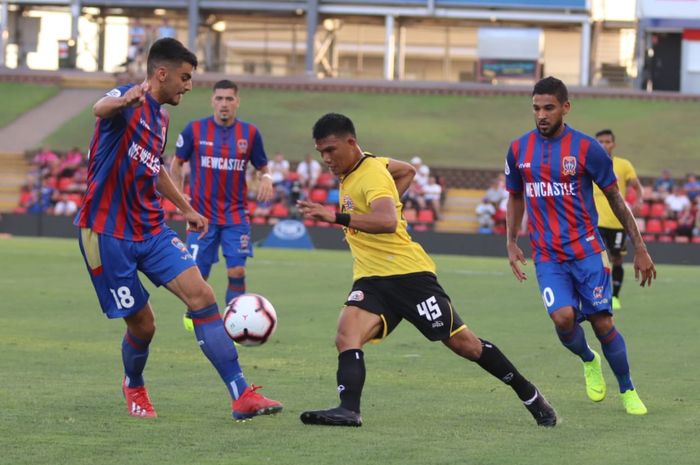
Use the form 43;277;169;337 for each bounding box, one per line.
232;385;283;420
122;377;158;418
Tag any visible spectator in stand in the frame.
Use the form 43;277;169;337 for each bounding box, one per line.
664;185;691;219
422;176;443;218
653;169;675;195
58;147;84;178
675;201;698;239
53;192;78;216
14;185;35;213
296;153;322;192
476;197;496;233
158;19;176;39
683;174;700;202
485;175;508;206
402;180;426;211
27;175;54;214
33;144;59;171
410;156;430;187
269;151;291;201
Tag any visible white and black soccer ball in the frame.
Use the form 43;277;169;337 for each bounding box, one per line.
223;294;277;346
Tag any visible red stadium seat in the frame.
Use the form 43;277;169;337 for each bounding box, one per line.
658;235;673;243
693;236;700;244
663;220;678;234
637;202;650;218
649;202;666;218
675;236;689;243
417;209;435;223
645;219;663;234
303;219;316;227
412;223;430;232
269;202;290;218
310;188;328;203
251;216;267;225
642;234;656;242
247;201;257;216
317;172;335;187
403;208;417;223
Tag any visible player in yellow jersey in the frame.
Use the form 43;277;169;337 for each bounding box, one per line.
296;113;556;427
593;129;645;310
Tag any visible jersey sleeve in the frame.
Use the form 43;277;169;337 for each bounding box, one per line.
363;160;396;205
586;141;617;191
249;127;268;170
99;84;135;130
174;122;194;162
623;159;638;183
504;143;523;193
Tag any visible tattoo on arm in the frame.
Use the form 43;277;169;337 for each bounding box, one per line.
604;186;645;250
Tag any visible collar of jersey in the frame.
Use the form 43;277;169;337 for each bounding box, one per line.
144;91;161;109
209;115;238;129
340;152;373;181
535;123;571;142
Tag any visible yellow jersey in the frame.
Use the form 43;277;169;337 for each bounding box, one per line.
593;156;638;229
339;155;436;281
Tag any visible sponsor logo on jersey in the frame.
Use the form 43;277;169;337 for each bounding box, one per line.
593;286;604;299
237;139;248;154
504;159;510;175
127;142;161;174
518;162;531;169
199;140;214;147
139;118;152;132
562;155;577;176
171;237;188;253
106;88;122;97
347;290;364;302
525;182;576;198
200;156;246;171
238;234;250;253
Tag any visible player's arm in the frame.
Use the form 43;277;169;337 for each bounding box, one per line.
603;185;656;287
297;197;397;234
157;168;208;238
256;165;274;202
170;157;187;193
506;192;528;282
629;176;645;214
386;158;416;197
93;82;150;119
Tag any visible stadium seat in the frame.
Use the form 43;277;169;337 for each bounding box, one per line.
417;209;435;223
642;234;656;242
403;208;417;223
326;188;340;205
663;219;678;234
645;219;663;234
269;202;290;218
317;172;335;187
638;202;650;218
247;201;257;216
693;236;700;244
310;188;328;203
649;202;666;218
658;235;673;242
251;216;267;225
303;219;316;227
412;223;430;232
674;236;689;243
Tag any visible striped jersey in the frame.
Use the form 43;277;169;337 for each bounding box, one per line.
175;116;268;225
75;84;169;241
505;125;617;263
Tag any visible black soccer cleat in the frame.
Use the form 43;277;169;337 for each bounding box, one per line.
300;407;362;427
524;391;557;427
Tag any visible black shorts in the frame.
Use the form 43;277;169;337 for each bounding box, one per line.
599;227;627;256
344;272;466;342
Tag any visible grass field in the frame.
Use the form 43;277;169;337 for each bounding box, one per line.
1;237;698;465
41;87;700;176
0;83;60;129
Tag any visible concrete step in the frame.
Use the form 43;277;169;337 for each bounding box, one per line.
434;219;479;233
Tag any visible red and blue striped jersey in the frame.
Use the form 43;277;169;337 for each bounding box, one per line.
505;125;617;264
75;84;169;241
175;116;268;225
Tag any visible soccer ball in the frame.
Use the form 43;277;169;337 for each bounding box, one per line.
223;294;278;346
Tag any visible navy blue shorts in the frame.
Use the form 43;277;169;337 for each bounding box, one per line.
78;227;196;318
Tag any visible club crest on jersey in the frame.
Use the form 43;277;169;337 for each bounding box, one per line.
171;238;188;253
237;139;248;154
347;290;364;302
342;195;354;212
593;286;604;300
562;156;577;176
238;234;250;252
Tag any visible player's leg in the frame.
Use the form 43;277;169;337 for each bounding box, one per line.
78;228;156;417
601;227;627;310
610;252;624;310
182;227;219;331
142;229;281;419
221;224;253;304
300;304;383;427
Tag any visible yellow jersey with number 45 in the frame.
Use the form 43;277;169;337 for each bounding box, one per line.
339;155;436;281
593;156;638;229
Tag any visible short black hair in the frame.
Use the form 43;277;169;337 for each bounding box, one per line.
147;38;198;77
312;113;356;140
532;76;569;104
213;79;238;93
595;129;615;141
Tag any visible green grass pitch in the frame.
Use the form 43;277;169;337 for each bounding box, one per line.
1;237;698;465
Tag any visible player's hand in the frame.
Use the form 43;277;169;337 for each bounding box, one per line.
185;210;209;240
123;81;150;108
297;199;334;223
507;241;528;282
257;175;274;203
633;247;656;287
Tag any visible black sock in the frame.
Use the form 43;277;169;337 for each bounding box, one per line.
337;349;365;413
476;339;536;402
612;264;623;297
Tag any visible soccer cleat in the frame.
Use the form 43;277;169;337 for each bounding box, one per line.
232;385;283;420
621;389;647;415
122;378;157;418
583;350;607;402
300;406;363;427
183;313;194;332
612;297;622;311
524;391;557;427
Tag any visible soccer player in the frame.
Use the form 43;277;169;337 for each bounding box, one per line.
296;113;557;428
592;129;644;310
504;76;656;415
171;80;273;316
75;38;281;420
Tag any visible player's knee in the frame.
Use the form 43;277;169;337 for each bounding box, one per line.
550;307;575;330
227;267;245;279
189;281;217;309
446;329;481;360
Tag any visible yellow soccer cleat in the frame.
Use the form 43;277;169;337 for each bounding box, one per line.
183;313;194;332
612;296;622;311
583;350;606;402
621;389;647;415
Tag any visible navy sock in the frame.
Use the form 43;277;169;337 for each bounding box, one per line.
122;331;151;388
226;276;246;304
598;327;634;392
188;304;248;399
557;323;595;362
337;349;365;413
476;339;537;402
612;265;623;298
